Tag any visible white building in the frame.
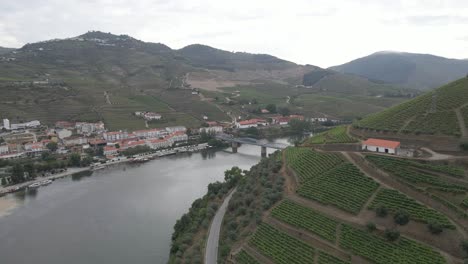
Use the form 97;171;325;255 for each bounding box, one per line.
235;119;267;129
103;131;129;142
75;121;105;135
103;146;118;157
146;138;172;149
133;128;167;139
362;138;400;155
166;126;187;133
24;142;44;153
10;120;41;130
0;144;9;154
63;136;88;146
2;119;10;130
199;126;223;134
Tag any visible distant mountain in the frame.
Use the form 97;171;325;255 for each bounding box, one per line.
0;31;413;128
0;47;15;55
330;52;468;90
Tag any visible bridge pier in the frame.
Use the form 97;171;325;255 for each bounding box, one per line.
232;142;238;153
261;146;267;158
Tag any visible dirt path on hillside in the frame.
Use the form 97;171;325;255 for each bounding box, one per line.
455;108;468;138
421;147;454;160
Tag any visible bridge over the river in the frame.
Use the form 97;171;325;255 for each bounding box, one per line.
215;133;289;157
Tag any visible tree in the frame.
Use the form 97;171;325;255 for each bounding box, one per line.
289;119;311;135
384;229;400;241
11;163;25;183
427;221;443;235
1;177;7;185
68;153;81;167
366;222;377;232
278;107;290;116
46;142;58;152
115;143;120;149
23;163;36;178
245;127;259;137
394;210;410;225
461;240;468;256
376;205;388;217
265;104;277;114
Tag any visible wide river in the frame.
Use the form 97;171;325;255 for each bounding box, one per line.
0;140;288;264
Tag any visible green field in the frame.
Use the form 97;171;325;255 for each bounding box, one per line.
271;200;338;242
304;126;357;145
366;155;467;191
284;148;344;182
318;252;350;264
297;163;380;214
235;250;259;264
249;224;315;264
356;78;468;136
369;188;454;228
340;224;446;264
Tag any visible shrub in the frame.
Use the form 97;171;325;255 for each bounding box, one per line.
366;222;377;232
384;229;400;242
462;240;468;256
394;210;410;225
427;221;444;235
460;143;468;151
376;205;388;217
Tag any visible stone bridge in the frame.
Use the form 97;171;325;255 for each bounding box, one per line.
215;133;289;157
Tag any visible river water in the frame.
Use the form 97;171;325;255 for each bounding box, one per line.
0;140;288;264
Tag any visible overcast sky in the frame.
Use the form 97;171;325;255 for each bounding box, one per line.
1;0;468;67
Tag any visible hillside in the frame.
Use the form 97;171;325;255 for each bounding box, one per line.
0;47;14;55
208;147;468;264
0;31;413;128
330;51;468;90
355;77;468;138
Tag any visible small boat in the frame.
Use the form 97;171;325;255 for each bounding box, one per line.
92;165;106;171
40;180;52;186
28;182;42;189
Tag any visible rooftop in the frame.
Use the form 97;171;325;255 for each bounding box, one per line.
362;138;401;149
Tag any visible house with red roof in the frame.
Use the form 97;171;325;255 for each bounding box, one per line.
362;138;401;155
235;119;268;129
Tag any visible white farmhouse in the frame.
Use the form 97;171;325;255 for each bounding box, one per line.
362;138;400;155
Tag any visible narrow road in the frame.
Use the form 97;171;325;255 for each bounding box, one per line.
205;188;236;264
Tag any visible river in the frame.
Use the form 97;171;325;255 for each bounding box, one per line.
0;139;289;264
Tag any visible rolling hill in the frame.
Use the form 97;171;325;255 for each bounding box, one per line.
0;47;14;55
355;77;468;137
0;31;414;129
330;51;468;90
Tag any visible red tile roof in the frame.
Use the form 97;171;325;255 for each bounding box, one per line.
362;138;400;149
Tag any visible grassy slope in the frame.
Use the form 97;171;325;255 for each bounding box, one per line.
355;78;468;136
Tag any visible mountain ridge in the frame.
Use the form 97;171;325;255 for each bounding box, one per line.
330;51;468;90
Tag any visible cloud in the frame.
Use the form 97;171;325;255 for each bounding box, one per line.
1;0;468;67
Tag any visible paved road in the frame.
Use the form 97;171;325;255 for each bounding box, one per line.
205;188;236;264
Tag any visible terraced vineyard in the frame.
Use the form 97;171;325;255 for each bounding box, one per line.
462;198;468;208
284;148;344;182
235;250;259;264
318;251;350;264
340;224;446;264
355;78;468;135
271;200;338;242
304;126;357;145
297;163;380;214
404;110;460;136
366;155;468;191
369;189;454;228
462;105;468;129
249;224;315;264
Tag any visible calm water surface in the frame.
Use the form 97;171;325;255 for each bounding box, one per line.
0;140;288;264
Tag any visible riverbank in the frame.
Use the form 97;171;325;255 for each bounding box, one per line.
0;143;211;202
